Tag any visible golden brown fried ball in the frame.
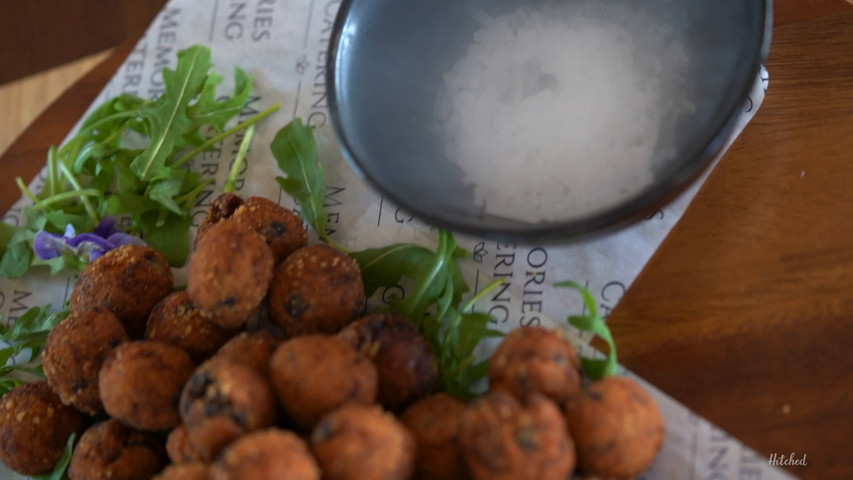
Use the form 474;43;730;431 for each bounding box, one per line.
195;192;245;248
231;196;308;264
489;326;581;406
154;462;210;480
565;376;665;479
339;313;438;411
268;244;365;337
0;382;87;476
43;307;129;415
311;404;416;480
459;390;575;480
182;417;243;464
210;429;320;480
68;419;167;480
215;330;282;377
187;220;275;329
146;290;237;363
269;334;378;430
179;357;277;461
166;423;203;464
400;393;471;480
71;244;173;338
99;341;194;431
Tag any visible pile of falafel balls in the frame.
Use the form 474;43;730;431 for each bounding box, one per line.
0;192;665;480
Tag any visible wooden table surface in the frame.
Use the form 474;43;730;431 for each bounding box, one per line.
1;1;851;479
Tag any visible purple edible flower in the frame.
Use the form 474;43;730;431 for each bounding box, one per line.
33;218;146;262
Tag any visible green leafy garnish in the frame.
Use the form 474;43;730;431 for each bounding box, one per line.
0;305;70;397
555;280;619;379
352;231;468;323
224;124;256;194
352;232;503;398
0;45;279;275
271;118;502;397
270;118;337;248
32;433;75;480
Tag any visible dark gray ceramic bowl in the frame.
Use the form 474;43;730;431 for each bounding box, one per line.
327;0;772;242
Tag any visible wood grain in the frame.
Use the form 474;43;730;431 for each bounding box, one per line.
0;42;135;213
0;0;167;85
0;51;112;156
610;11;853;480
773;0;853;26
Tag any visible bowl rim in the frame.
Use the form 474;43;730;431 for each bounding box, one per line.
326;0;773;244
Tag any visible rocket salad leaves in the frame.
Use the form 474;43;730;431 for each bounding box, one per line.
0;305;69;397
270;118;338;248
270;117;621;394
0;45;279;276
271;118;503;398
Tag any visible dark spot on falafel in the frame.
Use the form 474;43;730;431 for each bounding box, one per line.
184;371;216;414
313;419;334;441
285;295;309;318
218;297;238;307
263;221;288;238
70;378;89;393
515;425;539;451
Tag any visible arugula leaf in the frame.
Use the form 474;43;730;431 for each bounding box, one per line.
350;244;436;298
0;305;69;343
554;280;618;379
350;231;469;325
0;222;15;256
188;67;253;131
350;234;500;398
270;119;501;398
31;249;88;275
224;124;256;194
137;212;192;267
32;433;75;480
0;305;70;398
270;118;331;244
3;45;277;276
147;176;187;216
0;231;33;278
438;307;503;399
131;45;214;181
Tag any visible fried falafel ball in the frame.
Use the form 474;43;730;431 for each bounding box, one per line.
310;404;416;480
339;313;438;411
489;326;581;406
195;192;245;248
146;290;237;363
71;244;173;339
68;419;167;480
400;393;471;480
0;382;88;476
99;341;194;431
154;462;210;480
269;334;378;430
166;423;203;464
210;429;320;480
215;330;282;377
459;390;575;480
268;244;365;337
179;357;277;461
43;307;130;415
565;376;665;479
187;219;275;329
231;196;308;264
